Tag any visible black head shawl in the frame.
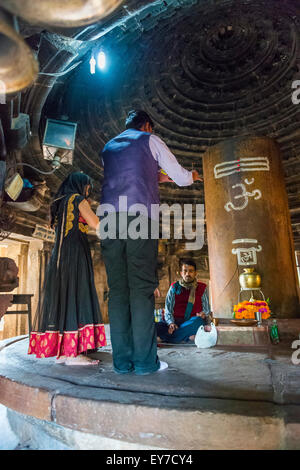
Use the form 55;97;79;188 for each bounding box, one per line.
50;172;92;228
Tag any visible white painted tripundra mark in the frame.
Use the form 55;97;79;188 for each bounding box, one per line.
214;157;270;179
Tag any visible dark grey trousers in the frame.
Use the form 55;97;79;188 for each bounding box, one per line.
100;215;159;374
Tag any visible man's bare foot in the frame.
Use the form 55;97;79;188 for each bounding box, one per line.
189;335;195;342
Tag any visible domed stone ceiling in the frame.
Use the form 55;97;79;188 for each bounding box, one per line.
21;0;300;246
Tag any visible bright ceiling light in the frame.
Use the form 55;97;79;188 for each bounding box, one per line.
97;51;106;70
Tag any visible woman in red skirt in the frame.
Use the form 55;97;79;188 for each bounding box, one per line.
28;172;106;365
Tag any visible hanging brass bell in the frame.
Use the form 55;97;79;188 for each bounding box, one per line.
0;10;38;95
0;0;123;28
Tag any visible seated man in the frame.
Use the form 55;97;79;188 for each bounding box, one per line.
156;258;211;343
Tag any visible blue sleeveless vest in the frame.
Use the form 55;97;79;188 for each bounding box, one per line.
100;129;159;217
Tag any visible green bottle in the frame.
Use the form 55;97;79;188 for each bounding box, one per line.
270;319;280;344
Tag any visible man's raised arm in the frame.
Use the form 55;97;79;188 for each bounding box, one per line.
150;135;202;186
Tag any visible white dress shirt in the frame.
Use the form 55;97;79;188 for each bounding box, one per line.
149;135;193;186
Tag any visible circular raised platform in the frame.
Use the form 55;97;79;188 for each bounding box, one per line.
1;333;300;449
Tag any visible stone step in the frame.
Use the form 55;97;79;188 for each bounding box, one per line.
216;324;270;346
1;331;300;449
215;319;300;347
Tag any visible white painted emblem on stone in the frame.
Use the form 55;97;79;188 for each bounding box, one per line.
232;239;262;266
224;179;262;212
232;239;259;244
214;157;270;179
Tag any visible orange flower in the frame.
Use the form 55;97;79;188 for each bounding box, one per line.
234;300;272;321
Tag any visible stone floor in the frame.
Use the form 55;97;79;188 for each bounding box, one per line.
0;327;300;450
0;403;20;450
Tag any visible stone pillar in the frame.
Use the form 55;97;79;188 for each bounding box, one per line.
203;136;299;318
16;243;29;334
1;244;21;338
37;242;52;309
29;240;48;323
91;245;109;324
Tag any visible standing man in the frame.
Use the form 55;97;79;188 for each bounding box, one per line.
98;109;201;375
